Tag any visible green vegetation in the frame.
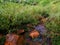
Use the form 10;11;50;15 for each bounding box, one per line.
0;0;60;45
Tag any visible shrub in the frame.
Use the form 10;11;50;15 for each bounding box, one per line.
0;2;40;33
0;36;6;45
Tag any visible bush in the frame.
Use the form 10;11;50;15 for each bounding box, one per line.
0;2;40;33
0;36;6;45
